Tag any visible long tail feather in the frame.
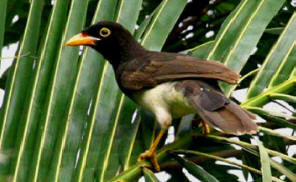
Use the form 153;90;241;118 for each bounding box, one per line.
179;80;258;135
196;101;258;135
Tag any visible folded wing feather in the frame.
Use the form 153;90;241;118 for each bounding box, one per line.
119;52;240;91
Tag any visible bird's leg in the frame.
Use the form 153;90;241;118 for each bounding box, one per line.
202;120;210;135
191;118;210;135
137;127;168;171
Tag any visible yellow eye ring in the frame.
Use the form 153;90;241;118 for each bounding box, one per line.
99;27;111;37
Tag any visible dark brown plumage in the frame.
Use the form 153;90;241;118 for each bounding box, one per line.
116;52;240;91
174;80;257;135
66;21;258;171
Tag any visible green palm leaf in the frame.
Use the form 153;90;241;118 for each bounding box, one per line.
1;0;296;181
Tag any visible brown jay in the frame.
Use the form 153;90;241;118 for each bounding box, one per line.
66;21;258;171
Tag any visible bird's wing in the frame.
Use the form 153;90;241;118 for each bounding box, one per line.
119;52;240;90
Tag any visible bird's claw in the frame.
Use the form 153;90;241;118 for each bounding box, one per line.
202;120;211;135
137;150;160;172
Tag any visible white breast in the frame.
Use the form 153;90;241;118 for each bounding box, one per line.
132;82;196;127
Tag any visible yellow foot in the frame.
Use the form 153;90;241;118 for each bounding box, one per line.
202;120;210;135
137;150;160;172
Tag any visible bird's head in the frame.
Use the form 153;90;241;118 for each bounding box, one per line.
66;21;145;67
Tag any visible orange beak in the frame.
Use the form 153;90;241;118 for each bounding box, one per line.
65;33;100;46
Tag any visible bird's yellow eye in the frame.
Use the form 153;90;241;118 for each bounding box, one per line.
99;27;111;37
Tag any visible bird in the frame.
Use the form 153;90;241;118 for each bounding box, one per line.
65;21;258;171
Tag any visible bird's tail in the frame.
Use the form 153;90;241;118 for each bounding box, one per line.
180;80;258;135
195;100;257;135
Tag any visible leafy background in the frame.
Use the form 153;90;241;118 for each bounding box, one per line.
0;0;296;181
